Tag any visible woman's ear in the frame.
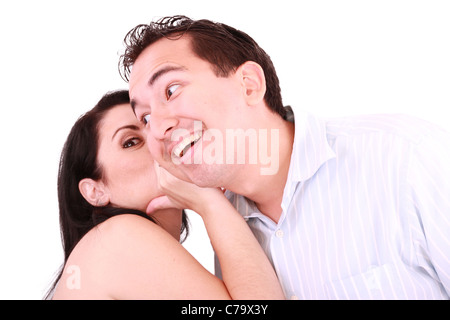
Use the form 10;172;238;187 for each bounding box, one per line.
238;61;267;106
79;178;110;207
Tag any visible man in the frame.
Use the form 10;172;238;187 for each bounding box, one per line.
120;15;450;299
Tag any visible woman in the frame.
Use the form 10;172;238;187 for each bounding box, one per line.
48;90;284;299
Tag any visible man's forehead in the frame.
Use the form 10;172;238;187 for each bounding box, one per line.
129;36;192;87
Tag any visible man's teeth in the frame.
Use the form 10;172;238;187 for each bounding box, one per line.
173;132;202;158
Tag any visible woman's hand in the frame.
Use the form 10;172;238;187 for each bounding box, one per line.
148;163;285;300
146;161;225;215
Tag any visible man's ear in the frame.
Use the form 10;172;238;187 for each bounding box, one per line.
238;61;266;106
79;178;110;207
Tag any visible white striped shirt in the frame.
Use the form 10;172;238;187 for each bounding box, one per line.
225;109;450;299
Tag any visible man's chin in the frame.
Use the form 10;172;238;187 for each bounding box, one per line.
167;161;225;188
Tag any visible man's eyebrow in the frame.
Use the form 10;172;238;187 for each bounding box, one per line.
112;125;140;141
130;66;186;115
149;66;186;86
130;100;137;115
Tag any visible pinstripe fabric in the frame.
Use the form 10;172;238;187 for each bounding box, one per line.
225;109;450;299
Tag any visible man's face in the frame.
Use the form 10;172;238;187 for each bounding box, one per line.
129;36;247;187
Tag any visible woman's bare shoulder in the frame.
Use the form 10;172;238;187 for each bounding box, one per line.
77;214;181;272
53;215;176;298
66;214;170;261
96;214;169;242
54;214;229;300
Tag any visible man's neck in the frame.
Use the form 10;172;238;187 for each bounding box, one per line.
227;116;295;224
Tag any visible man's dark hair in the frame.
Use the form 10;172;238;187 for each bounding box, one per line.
119;15;286;119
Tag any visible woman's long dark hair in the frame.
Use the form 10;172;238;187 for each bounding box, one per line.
45;90;189;299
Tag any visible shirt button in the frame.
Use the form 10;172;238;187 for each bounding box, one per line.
275;229;284;238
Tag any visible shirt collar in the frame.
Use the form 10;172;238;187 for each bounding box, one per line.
280;107;336;215
286;106;336;183
226;107;336;221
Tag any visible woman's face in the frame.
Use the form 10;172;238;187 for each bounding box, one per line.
95;104;182;237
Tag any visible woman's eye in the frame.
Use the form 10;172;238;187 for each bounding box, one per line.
142;114;151;125
166;84;180;100
123;138;141;149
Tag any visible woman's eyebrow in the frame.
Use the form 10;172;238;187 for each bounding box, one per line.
111;125;140;141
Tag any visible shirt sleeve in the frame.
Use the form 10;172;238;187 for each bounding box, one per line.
407;121;450;295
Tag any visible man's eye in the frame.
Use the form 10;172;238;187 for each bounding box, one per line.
166;84;180;99
123;138;141;149
142;114;151;125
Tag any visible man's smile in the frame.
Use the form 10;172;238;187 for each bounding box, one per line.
172;130;203;159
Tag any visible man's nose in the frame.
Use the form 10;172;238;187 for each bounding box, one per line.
149;111;179;141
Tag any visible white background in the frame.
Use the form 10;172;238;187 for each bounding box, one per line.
0;0;449;299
